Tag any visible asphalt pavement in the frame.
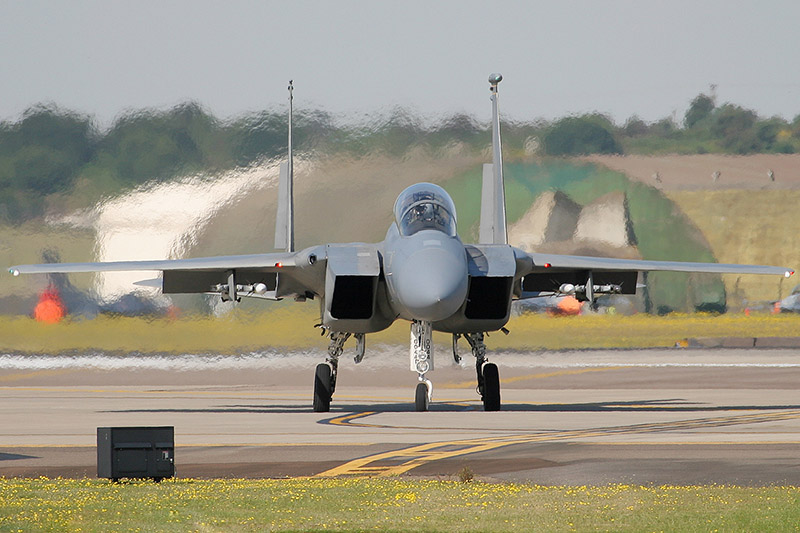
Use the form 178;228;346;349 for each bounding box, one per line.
2;347;799;485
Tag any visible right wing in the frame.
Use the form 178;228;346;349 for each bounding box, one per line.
523;251;794;276
515;249;794;299
9;248;327;301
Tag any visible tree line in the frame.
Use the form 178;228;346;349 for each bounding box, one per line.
1;95;799;223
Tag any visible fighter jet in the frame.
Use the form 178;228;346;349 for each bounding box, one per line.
9;75;795;412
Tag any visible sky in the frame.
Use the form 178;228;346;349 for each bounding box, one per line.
2;0;800;127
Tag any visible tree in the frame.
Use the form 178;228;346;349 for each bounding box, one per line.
650;118;677;138
622;115;649;137
543;116;622;156
0;106;96;194
684;94;715;128
97;103;226;185
711;105;759;153
791;114;800;139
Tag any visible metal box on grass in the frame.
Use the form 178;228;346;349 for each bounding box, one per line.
97;426;174;481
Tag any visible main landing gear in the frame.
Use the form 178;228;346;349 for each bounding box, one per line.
409;323;501;412
458;332;501;411
313;331;352;413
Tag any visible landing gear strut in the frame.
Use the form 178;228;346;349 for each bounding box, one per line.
410;320;433;411
464;332;501;411
313;331;350;412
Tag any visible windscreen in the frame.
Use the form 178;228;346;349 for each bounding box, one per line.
393;183;457;237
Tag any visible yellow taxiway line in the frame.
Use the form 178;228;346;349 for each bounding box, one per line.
317;409;800;477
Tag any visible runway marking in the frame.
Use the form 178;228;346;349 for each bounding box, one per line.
575;441;800;446
0;369;77;383
0;386;432;403
328;412;379;427
0;442;379;448
440;366;625;389
316;409;800;477
0;387;310;399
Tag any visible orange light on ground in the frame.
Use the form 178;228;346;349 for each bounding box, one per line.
557;296;583;315
546;296;584;316
34;285;65;323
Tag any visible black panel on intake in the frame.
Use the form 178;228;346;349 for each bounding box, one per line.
465;276;512;319
330;276;375;319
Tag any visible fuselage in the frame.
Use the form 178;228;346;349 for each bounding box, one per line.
382;224;468;322
318;182;516;335
382;182;468;322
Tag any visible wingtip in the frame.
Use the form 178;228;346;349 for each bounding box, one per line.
9;268;19;277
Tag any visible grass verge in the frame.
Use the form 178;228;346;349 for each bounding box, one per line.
1;477;798;532
0;309;799;353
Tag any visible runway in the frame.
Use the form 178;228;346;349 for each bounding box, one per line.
2;347;800;485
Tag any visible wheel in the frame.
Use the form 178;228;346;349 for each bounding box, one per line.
313;363;332;412
481;363;501;411
415;382;429;412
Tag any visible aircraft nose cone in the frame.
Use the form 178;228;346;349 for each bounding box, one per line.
394;246;468;322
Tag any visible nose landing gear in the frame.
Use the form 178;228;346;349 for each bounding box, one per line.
415;379;433;412
411;320;434;411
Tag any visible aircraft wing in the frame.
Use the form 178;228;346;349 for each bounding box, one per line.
10;253;296;274
523;252;794;277
9;249;326;301
516;249;794;298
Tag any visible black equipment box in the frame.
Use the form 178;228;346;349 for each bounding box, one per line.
97;426;174;481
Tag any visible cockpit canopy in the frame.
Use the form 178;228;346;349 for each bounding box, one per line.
393;183;457;237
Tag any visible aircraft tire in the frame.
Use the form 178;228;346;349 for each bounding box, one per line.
313;363;332;412
415;382;429;412
482;363;501;411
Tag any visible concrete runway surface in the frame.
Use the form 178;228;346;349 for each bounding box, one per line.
1;347;800;485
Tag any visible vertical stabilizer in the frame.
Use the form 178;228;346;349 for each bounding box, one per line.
479;163;495;243
274;161;291;250
479;73;507;245
274;80;295;252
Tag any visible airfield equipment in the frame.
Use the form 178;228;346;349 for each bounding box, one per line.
97;426;174;482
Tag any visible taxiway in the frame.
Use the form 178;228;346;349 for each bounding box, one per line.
1;347;799;485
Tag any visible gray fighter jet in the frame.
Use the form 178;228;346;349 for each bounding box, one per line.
9;75;795;412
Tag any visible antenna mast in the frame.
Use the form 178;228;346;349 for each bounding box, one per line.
287;80;294;252
274;80;295;252
489;73;507;244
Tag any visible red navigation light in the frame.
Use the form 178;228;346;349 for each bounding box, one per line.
275;262;283;268
544;263;552;268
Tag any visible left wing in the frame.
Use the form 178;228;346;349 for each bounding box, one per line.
9;248;327;302
522;251;793;277
515;248;794;299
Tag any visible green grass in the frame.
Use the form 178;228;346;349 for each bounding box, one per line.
1;477;798;532
499;312;800;350
1;310;799;353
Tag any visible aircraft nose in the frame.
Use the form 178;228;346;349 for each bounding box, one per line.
394;246;468;322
